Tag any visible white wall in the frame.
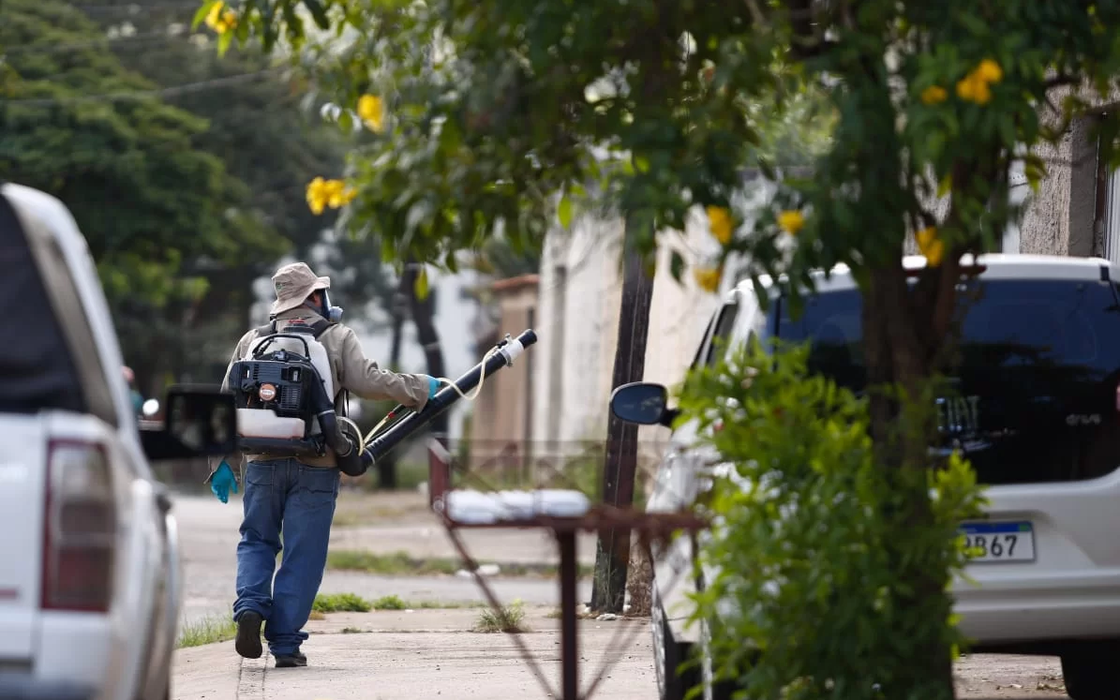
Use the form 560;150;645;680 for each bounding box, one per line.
532;217;626;449
531;209;727;459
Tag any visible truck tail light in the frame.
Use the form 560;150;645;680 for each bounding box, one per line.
41;440;116;613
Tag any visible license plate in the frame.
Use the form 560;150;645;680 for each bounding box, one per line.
959;521;1036;563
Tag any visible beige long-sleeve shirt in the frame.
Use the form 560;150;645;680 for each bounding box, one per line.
210;308;430;472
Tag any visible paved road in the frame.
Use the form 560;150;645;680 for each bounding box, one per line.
174;491;594;627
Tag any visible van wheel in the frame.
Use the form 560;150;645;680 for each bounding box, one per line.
1061;641;1120;700
652;590;699;700
697;615;737;700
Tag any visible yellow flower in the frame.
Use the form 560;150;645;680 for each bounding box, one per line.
706;206;733;245
693;266;722;293
205;1;237;33
956;60;1002;105
326;180;358;209
916;226;945;267
357;94;385;133
921;85;948;105
976;59;1003;84
956;73;991;105
306;177;330;215
777;210;805;235
204;2;223;28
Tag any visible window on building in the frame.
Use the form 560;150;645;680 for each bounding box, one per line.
1101;164;1120;265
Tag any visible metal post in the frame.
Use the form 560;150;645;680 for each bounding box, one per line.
558;529;579;700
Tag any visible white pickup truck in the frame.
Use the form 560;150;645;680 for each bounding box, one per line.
0;183;236;700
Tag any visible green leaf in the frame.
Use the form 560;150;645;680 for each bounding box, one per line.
558;194;573;229
192;0;217;30
217;29;234;56
634;155;651;173
303;0;331;29
338;110;354;134
670;249;686;283
958;13;989;36
414;266;430;300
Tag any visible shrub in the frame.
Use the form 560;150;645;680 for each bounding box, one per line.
679;341;985;700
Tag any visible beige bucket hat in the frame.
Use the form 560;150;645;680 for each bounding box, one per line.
270;262;331;316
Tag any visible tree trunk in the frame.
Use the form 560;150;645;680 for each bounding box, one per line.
863;258;960;700
375;272;411;490
403;261;448;438
590;238;655;613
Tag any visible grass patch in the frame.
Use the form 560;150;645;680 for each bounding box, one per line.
473;600;527;634
332;506;411;527
328;550;459;576
371;594;409;610
355;461;429;492
327;550;592;578
176;616;238;649
341;626;364;634
409;600;485;610
313;592;372;613
311;592;477;614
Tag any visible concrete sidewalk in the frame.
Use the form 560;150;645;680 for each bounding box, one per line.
172;607;1075;700
172;608;657;700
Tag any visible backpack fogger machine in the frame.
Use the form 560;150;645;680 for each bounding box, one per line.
228;328;538;475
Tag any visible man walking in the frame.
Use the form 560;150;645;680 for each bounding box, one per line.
208;262;439;667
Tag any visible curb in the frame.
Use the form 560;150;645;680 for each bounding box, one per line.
236;656;267;700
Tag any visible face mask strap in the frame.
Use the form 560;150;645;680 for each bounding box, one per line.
321;290;344;323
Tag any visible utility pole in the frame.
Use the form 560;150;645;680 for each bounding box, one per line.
590;229;655;613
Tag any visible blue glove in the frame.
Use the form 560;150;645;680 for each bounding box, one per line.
210;461;238;504
427;376;441;399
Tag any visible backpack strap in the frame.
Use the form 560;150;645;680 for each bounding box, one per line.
309;320;350;416
310;319;333;339
255;320;277;337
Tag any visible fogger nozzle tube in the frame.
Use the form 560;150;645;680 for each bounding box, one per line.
362;329;538;464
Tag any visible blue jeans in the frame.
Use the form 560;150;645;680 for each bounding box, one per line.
232;459;340;657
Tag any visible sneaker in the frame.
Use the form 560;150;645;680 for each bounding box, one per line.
274;653;308;668
234;612;263;659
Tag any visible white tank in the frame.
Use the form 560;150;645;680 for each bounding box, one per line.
235;329;336;440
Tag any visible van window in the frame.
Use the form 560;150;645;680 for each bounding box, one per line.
776;278;1120;485
702;302;740;368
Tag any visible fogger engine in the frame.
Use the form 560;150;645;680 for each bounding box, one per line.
227;321;367;476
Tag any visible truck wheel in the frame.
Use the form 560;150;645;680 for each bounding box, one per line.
1062;641;1120;700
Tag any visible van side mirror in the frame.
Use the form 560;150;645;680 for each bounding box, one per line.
609;382;679;428
140;386;237;461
